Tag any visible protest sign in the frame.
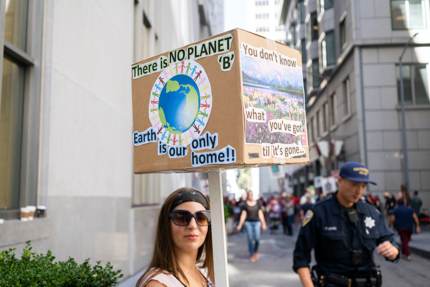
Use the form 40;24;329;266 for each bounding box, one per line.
132;29;309;173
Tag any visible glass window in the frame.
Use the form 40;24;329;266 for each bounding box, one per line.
298;0;305;24
316;110;321;137
306;12;319;41
0;58;25;210
415;64;429;104
301;39;307;65
4;0;29;50
303;78;308;99
320;31;335;70
312;59;320;89
318;0;334;14
309;117;315;142
330;93;336;126
391;0;426;30
0;0;42;215
290;23;297;46
396;63;429;105
343;77;351;117
311;12;319;41
324;0;334;9
322;102;328;133
339;17;346;52
409;0;425;27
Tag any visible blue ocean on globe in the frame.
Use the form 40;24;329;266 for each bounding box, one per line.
158;74;200;133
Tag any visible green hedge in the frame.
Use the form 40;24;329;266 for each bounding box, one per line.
0;242;123;287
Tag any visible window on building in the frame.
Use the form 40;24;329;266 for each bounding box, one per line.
306;60;319;92
298;0;306;24
303;78;308;99
396;63;429;105
391;0;426;30
301;39;307;64
310;12;319;41
1;0;43;217
256;26;270;33
318;109;325;136
256;13;269;20
342;77;351;117
339;16;347;52
310;116;315;142
320;31;335;71
318;0;334;15
312;59;320;89
290;23;297;46
330;93;336;126
306;12;318;41
322;102;328;133
255;0;269;6
316;110;321;137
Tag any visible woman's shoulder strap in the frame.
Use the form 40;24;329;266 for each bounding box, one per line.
139;269;184;287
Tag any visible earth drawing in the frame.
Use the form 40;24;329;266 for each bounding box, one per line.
158;74;200;133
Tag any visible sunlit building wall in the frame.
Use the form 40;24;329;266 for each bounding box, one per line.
0;1;221;285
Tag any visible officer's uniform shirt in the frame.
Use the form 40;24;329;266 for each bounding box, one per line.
293;194;397;276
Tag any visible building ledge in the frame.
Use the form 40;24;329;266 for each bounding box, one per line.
395;104;430;111
0;218;50;249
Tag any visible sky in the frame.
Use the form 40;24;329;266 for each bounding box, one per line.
223;0;256;32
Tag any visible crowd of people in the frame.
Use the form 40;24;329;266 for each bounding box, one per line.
223;187;328;265
223;183;429;263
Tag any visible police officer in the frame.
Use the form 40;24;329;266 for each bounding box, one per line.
293;162;399;287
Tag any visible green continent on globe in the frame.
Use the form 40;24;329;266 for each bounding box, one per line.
159;106;167;126
166;80;180;93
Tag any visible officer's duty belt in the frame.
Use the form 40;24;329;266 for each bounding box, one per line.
318;273;381;287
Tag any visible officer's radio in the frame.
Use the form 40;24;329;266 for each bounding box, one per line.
346;208;358;224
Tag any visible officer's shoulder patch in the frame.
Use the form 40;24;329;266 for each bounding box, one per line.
302;210;314;226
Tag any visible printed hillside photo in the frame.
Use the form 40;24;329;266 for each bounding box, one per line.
240;50;307;148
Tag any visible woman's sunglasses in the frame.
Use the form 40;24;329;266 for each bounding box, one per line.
169;210;211;226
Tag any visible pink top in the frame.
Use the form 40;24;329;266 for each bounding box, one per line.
138;268;214;287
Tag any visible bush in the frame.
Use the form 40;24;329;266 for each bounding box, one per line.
0;242;123;286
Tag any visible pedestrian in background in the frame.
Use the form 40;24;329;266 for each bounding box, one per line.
293;162;399;287
383;192;396;226
137;187;214;287
282;194;295;236
299;195;313;222
236;190;267;262
267;196;282;233
410;190;423;216
399;184;411;206
391;197;421;261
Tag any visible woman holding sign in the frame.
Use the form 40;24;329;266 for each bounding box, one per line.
137;187;214;287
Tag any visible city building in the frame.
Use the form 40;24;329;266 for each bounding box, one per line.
281;0;430;205
0;0;222;285
254;0;286;42
224;0;286;42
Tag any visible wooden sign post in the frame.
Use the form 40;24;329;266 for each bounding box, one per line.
208;171;229;287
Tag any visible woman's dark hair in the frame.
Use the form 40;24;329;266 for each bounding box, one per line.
400;184;411;206
136;187;213;286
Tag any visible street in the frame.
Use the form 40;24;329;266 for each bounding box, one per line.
227;228;430;287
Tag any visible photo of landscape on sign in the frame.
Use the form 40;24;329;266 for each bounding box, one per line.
240;46;307;155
